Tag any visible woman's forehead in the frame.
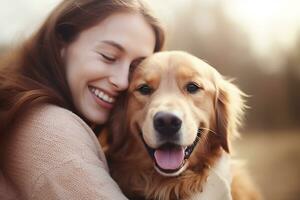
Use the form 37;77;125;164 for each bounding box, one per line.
76;12;156;57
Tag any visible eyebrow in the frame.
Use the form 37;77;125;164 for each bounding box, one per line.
100;40;125;52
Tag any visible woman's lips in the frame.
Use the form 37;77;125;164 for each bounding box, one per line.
89;86;116;109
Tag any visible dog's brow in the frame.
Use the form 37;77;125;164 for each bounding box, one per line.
141;68;160;83
132;71;159;89
145;76;159;86
176;65;200;79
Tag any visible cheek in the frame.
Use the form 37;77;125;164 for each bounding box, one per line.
66;67;87;100
65;67;78;99
190;95;215;126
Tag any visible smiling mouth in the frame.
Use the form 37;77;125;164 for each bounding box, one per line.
89;86;116;104
140;129;202;176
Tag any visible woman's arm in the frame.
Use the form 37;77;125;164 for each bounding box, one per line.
3;104;128;200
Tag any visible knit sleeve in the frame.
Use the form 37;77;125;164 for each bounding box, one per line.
31;157;128;200
3;104;128;200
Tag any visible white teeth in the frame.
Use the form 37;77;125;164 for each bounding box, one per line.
103;95;109;102
90;87;115;104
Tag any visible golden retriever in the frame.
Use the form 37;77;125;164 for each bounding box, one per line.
100;51;261;200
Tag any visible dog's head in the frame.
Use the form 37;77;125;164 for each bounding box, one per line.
113;51;245;177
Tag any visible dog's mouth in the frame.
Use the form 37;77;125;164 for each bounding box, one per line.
140;129;202;176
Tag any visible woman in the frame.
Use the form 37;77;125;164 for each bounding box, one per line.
0;0;164;199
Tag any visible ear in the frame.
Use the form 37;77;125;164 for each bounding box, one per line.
215;75;246;153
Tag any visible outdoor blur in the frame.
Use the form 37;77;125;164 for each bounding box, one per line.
1;0;299;199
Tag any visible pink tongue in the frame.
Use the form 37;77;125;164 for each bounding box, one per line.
154;147;185;170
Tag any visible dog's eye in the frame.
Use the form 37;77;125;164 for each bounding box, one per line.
186;82;201;94
137;84;153;95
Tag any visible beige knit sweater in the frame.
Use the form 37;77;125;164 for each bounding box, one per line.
0;104;232;200
1;104;128;200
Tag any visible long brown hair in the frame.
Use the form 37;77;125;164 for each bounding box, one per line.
0;0;165;134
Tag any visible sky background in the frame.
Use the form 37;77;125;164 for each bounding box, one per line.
1;0;300;76
1;0;300;58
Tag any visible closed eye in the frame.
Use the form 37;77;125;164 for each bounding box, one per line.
99;53;117;63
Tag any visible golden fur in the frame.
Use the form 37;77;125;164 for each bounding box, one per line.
100;51;261;200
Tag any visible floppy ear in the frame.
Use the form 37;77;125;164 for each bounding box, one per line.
215;75;246;153
106;92;129;154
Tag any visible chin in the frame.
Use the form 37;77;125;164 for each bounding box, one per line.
82;106;109;125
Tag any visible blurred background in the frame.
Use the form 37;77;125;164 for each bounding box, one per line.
1;0;299;199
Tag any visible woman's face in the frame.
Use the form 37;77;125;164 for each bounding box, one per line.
62;12;155;124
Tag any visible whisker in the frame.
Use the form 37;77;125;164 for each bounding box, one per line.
198;127;218;135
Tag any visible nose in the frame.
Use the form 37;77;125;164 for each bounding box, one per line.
153;112;182;137
109;65;129;91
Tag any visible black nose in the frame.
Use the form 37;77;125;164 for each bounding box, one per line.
153;112;182;136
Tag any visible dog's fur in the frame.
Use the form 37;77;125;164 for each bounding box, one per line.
100;51;261;200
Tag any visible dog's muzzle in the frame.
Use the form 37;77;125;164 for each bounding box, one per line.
140;111;202;176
